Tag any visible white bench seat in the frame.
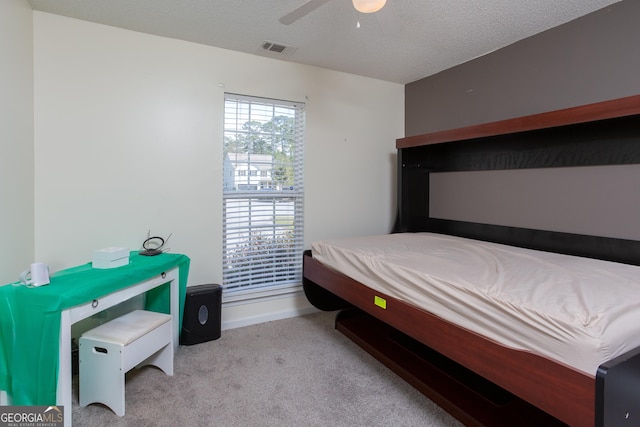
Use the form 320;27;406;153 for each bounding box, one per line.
79;310;173;416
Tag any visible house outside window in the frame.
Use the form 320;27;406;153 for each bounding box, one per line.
223;94;305;294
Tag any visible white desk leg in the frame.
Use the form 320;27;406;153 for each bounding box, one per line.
169;269;179;350
58;309;72;427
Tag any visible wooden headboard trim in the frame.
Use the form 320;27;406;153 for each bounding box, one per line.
393;93;640;266
397;94;640;149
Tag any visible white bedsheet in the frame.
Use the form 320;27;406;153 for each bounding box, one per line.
311;232;640;376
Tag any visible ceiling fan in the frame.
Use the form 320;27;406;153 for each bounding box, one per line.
279;0;388;25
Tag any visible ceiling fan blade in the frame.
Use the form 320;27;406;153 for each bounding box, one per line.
279;0;332;25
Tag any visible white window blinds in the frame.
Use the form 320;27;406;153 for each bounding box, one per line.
223;94;305;292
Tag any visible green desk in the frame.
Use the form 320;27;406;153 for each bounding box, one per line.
0;251;189;426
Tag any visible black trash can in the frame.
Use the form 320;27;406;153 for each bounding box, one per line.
180;284;222;345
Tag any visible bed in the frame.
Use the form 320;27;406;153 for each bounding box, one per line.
302;94;640;427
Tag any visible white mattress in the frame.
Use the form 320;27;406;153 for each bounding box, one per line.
311;232;640;376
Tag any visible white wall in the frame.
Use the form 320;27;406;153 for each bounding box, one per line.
0;0;34;285
32;12;404;326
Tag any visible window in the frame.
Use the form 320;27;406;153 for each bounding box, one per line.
223;94;305;293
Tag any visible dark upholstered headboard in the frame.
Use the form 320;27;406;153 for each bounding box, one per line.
393;94;640;266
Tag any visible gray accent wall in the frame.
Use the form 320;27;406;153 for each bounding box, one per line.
405;0;640;136
429;165;640;241
404;0;640;240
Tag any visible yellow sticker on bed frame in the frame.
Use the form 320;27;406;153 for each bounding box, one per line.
374;295;387;309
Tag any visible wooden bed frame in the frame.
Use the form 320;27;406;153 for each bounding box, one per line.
303;94;640;427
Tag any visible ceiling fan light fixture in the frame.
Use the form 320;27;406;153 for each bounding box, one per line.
352;0;387;14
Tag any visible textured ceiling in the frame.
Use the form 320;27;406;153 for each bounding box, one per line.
28;0;622;84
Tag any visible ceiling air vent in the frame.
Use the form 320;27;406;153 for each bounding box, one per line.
260;41;297;57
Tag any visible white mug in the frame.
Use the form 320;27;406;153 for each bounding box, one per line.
20;262;50;287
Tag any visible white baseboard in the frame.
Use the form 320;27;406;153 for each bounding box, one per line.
221;287;318;330
222;305;318;330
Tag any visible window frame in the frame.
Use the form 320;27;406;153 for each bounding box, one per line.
222;93;305;297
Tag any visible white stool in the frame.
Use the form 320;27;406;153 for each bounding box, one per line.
79;310;173;416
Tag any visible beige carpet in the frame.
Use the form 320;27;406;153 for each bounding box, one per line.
72;311;462;426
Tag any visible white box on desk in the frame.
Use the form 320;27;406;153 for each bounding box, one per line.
93;247;129;269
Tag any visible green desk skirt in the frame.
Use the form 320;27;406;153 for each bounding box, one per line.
0;251;190;405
